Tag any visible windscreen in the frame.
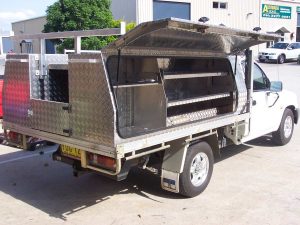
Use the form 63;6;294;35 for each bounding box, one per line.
271;43;289;49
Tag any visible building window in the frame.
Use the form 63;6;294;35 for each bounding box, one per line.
153;1;191;20
219;2;227;9
213;2;228;9
2;37;13;53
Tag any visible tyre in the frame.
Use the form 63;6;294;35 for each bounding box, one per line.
278;55;285;64
272;109;294;146
179;142;214;197
259;59;265;63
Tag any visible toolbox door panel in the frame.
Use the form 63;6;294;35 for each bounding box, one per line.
30;99;70;136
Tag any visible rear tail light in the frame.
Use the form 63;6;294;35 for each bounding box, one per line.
7;131;21;142
87;153;116;171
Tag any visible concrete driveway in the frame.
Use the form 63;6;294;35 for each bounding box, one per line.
0;62;299;225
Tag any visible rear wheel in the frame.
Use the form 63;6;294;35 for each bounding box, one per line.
179;142;214;197
272;109;294;146
278;55;285;64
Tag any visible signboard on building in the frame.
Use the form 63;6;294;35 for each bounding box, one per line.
262;4;291;19
297;6;300;13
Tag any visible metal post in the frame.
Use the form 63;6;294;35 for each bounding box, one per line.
40;38;47;76
75;36;81;54
120;21;126;35
245;49;253;113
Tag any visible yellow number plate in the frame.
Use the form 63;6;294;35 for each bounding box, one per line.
60;145;81;159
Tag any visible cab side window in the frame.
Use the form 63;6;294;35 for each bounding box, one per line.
289;43;296;49
253;64;269;91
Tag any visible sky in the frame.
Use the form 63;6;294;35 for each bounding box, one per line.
0;0;57;32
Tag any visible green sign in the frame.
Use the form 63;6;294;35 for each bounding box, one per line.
297;6;300;13
262;4;291;19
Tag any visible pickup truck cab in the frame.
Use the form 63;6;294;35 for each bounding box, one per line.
242;62;298;145
258;42;300;64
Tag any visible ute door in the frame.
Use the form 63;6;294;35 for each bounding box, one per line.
246;63;278;140
295;43;300;59
287;43;299;59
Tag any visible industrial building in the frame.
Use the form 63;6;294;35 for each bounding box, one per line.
11;16;55;54
9;0;300;53
111;0;300;43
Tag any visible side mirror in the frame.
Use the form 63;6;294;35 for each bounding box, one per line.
287;47;293;50
270;81;283;92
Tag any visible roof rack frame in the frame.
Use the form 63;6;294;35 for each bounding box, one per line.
10;22;126;76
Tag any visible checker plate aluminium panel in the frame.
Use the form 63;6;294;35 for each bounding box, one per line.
68;53;116;147
29;54;41;99
167;108;218;126
3;55;31;127
30;99;70;136
31;54;69;100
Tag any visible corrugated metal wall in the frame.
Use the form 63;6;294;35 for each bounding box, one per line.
191;0;258;30
136;0;259;30
134;0;298;36
133;0;299;55
137;0;153;23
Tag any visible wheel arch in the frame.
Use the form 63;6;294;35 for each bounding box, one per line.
190;133;220;160
286;105;298;124
160;133;219;194
280;53;286;58
278;53;286;63
272;106;295;146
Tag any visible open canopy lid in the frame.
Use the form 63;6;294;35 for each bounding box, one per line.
105;18;279;55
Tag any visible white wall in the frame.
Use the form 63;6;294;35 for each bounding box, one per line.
134;0;298;38
132;0;299;56
191;0;258;30
135;0;259;30
137;0;153;23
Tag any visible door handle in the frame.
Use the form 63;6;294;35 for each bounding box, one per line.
252;100;257;106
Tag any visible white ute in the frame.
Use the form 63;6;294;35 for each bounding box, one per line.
2;19;299;197
258;42;300;64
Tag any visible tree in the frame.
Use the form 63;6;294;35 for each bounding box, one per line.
44;0;117;51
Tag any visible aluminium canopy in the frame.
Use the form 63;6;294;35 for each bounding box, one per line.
105;18;279;56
